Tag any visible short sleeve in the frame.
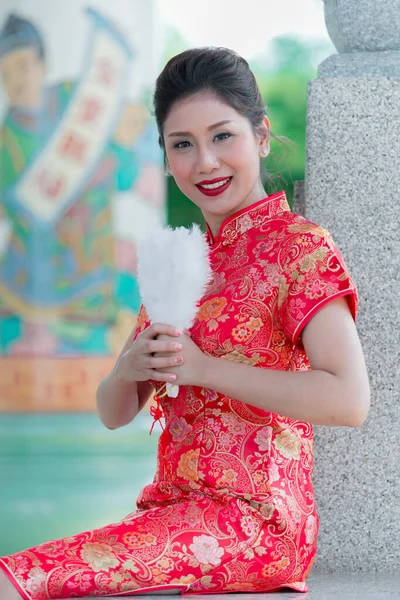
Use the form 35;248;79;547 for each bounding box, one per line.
132;304;151;343
277;227;358;346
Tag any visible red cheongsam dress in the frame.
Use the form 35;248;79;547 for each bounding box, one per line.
0;191;358;598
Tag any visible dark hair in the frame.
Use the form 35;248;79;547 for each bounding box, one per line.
154;47;266;150
0;14;45;60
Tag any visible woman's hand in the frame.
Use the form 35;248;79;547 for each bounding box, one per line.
118;323;184;384
155;332;209;387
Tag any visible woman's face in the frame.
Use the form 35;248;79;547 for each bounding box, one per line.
163;91;270;233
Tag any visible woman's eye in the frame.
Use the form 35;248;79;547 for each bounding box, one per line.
173;140;191;149
214;132;232;142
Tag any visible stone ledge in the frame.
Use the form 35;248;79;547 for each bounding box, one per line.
319;51;400;78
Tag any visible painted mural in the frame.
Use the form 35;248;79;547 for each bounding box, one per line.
0;6;164;410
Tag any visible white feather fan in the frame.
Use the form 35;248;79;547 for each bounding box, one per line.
137;224;212;397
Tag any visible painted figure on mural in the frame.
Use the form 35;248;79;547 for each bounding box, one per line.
0;12;159;357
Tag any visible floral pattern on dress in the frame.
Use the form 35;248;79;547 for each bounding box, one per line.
0;191;358;598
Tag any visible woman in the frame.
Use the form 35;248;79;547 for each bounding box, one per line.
0;47;370;599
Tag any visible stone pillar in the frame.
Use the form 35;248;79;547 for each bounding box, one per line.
306;0;400;573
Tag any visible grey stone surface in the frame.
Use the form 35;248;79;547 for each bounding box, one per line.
74;572;400;599
318;51;400;78
323;0;400;53
305;76;400;573
292;180;305;216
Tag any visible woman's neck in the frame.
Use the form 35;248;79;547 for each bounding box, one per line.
204;182;267;238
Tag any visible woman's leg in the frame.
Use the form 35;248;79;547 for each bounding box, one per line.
0;569;23;600
0;497;271;597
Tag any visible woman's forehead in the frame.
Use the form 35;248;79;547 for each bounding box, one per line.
164;92;242;132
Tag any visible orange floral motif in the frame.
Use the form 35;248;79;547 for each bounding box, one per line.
177;449;200;482
253;471;267;486
272;330;286;347
227;581;258;592
171;575;196;585
248;316;263;330
216;468;237;487
262;556;290;578
197;297;227;321
232;323;252;342
122;532;157;549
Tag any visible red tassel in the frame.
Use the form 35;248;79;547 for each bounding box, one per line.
149;394;165;435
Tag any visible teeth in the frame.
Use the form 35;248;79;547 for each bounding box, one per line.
200;178;230;190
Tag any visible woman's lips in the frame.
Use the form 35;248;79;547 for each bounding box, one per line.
196;177;233;197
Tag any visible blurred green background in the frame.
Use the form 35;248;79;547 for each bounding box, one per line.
0;414;159;556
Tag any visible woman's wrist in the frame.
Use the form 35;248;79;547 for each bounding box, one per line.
96;355;140;430
197;354;219;389
112;351;138;386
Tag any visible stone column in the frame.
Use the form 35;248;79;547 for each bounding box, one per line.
306;0;400;573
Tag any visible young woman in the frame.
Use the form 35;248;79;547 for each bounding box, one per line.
0;47;370;599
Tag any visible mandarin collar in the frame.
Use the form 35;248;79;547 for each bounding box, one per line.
205;191;290;247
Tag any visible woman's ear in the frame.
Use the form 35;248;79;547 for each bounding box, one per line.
258;115;271;158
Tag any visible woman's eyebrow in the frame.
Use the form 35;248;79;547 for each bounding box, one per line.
167;120;233;137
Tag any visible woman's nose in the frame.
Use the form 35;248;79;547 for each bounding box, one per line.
196;148;220;173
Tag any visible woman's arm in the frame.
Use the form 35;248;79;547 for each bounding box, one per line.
96;323;182;430
196;297;370;427
96;333;153;430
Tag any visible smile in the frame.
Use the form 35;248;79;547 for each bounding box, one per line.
196;177;232;197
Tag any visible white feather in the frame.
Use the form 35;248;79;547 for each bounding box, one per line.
137;223;212;330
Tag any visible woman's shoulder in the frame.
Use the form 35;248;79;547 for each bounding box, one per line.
283;210;330;236
273;211;335;252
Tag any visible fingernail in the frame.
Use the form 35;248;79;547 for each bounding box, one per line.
177;357;183;364
170;374;177;381
175;329;182;336
174;344;183;351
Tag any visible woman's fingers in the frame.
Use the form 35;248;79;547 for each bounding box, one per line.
147;355;183;369
150;371;177;383
146;340;182;354
146;323;181;339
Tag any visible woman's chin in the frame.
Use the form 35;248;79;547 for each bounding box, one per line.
197;192;237;214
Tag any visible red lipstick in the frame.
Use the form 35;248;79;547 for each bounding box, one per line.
195;177;232;197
